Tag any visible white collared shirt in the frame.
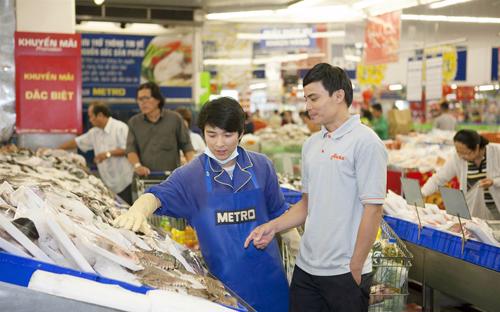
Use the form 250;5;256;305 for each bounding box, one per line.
297;114;388;276
75;117;134;193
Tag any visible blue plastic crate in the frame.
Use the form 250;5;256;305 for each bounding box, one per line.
0;251;249;311
281;187;302;205
464;240;500;271
384;215;500;272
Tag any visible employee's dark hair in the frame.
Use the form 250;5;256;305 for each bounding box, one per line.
89;101;110;117
372;103;383;112
440;101;450;111
453;129;489;151
137;81;165;109
176;107;192;126
303;63;353;107
198;97;245;136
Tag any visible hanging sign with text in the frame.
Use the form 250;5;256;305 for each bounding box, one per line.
15;32;82;133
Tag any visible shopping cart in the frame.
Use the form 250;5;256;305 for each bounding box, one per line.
279;238;296;284
369;219;413;312
132;171;186;230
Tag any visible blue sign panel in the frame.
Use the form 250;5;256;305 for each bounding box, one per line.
81;34;192;100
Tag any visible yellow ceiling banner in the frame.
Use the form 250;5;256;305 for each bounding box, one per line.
424;45;457;83
356;63;387;86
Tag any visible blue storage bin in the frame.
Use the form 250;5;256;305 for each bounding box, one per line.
0;251;249;311
281;187;302;205
418;227;437;249
433;231;463;259
464;241;500;272
384;215;500;272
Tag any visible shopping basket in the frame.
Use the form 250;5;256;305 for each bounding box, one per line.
369;219;413;312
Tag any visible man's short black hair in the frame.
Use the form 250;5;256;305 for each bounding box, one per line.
372;103;383;112
303;63;353;107
198;97;245;136
440;101;449;111
137;81;165;109
89;101;110;117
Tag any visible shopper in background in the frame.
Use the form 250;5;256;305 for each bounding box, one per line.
268;109;282;129
245;63;387;312
244;112;255;134
59;101;134;204
299;111;321;133
422;129;500;219
175;107;206;155
433;101;457;131
371;103;389;140
483;103;499;125
360;108;373;126
126;82;194;176
115;97;297;312
281;110;295;126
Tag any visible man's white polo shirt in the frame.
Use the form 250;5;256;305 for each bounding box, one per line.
75;117;134;194
296;114;387;276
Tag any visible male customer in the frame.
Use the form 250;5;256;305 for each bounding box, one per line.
126;82;194;176
371;103;389;140
59;101;134;204
245;63;387;312
433;101;457;131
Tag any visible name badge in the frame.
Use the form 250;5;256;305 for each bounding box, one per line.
216;208;256;225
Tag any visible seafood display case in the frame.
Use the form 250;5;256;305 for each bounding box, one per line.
0;147;252;311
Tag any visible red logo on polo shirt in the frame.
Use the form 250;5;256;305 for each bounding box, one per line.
330;153;345;161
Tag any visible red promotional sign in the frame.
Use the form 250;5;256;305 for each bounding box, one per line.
364;11;401;65
15;32;82;134
456;86;475;101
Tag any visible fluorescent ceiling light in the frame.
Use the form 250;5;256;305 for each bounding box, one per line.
344;54;362;62
76;21;170;35
204;53;322;66
477;84;495;91
204;58;252;66
401;14;500;24
389;84;403;91
368;0;418;16
429;0;472;9
206;10;273;20
310;31;346;38
250;83;267;90
353;0;385;10
237;30;344;40
206;6;364;23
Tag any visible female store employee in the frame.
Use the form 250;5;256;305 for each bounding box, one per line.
114;97;290;312
422;129;500;219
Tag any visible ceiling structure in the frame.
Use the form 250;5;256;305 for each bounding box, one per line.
74;0;500;27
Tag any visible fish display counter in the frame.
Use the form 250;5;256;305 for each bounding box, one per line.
383;191;500;311
0;145;250;312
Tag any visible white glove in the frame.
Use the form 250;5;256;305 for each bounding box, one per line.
280;228;301;256
113;193;159;236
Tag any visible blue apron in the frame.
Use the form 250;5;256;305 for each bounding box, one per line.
189;157;289;312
